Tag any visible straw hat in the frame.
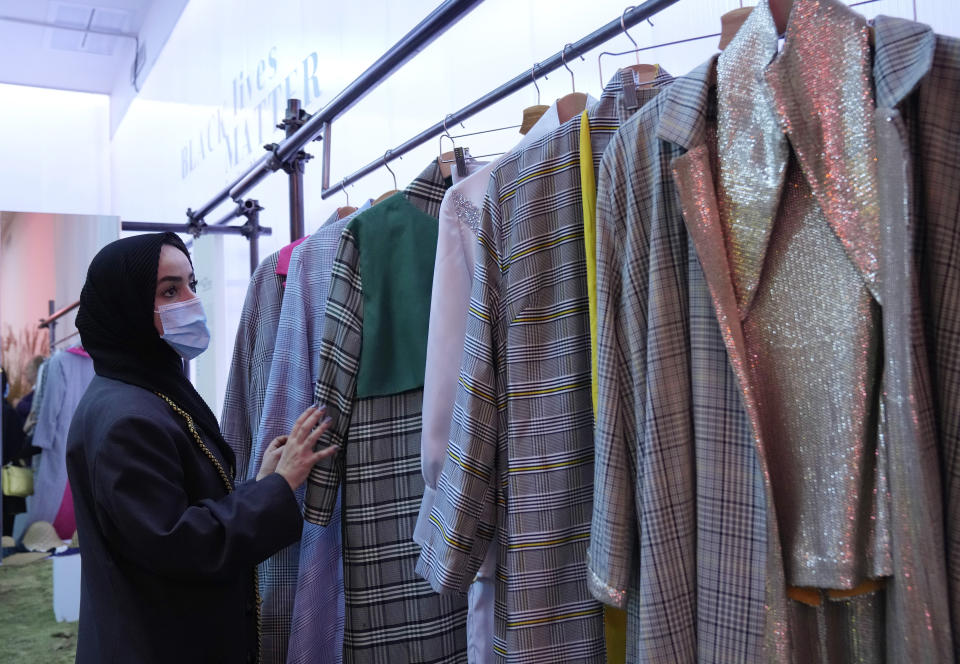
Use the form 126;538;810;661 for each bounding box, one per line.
22;521;66;553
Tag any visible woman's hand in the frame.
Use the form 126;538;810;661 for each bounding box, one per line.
256;435;288;481
271;405;339;491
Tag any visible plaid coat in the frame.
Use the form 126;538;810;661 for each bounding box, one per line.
416;73;663;663
587;13;960;662
221;250;284;481
304;163;470;663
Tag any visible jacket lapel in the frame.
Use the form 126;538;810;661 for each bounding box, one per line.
663;57;792;661
715;0;786;315
765;0;881;297
662;59;758;419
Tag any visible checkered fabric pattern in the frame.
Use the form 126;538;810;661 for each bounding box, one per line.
415;72;661;663
588;15;960;662
221;250;283;483
887;18;960;661
248;212;348;664
588;63;767;662
220;249;295;663
303;163;469;663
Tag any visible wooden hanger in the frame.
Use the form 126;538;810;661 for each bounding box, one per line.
718;7;753;50
769;0;791;34
556;44;590;124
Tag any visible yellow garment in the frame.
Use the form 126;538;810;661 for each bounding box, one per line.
580;109;628;664
581;111;600;413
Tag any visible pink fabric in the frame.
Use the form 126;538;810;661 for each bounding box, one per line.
276;237;309;276
66;346;90;358
52;481;76;540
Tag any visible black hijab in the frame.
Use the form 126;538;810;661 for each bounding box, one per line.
76;233;233;466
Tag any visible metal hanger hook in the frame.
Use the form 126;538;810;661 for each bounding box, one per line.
339;179;350;207
621;6;640;50
383;149;397;190
561;44;577;93
531;63;542;105
620;6;652;65
440;114;457;154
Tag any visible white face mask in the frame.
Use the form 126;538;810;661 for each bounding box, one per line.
155;298;210;360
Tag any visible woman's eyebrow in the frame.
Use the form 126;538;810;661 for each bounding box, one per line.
157;275;184;284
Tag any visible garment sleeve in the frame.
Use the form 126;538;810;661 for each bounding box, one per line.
93;413;303;582
416;191;475;547
253;246;314;494
416;183;502;595
221;263;270;481
586;145;639;609
303;227;362;526
31;354;65;452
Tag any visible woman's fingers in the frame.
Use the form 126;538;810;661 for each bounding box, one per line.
306;416;333;444
311;444;340;463
291;405;327;441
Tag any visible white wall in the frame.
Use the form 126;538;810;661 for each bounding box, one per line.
109;0;191;135
0;84;111;216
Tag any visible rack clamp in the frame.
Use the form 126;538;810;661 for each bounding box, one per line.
237;199;267;239
265;105;320;175
263;141;315;176
184;209;208;238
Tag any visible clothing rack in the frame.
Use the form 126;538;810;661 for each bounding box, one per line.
319;0;681;199
112;0;481;274
122;199;269;276
185;0;484;245
38;299;80;353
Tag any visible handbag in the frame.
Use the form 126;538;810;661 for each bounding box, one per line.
1;463;33;497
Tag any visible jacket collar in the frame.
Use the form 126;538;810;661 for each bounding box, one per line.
656;9;936;152
872;14;936;109
656;57;716;150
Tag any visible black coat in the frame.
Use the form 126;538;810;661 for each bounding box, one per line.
66;376;302;663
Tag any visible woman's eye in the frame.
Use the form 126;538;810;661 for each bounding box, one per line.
189;279;198;293
163;286;177;297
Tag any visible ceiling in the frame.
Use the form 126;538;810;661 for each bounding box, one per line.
0;0;157;94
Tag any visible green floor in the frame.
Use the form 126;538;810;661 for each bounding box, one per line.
0;558;77;663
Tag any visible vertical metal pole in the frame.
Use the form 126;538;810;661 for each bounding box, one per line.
48;300;56;354
286;99;305;243
321;121;332;192
250;231;260;276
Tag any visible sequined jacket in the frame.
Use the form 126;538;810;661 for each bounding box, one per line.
586;13;960;663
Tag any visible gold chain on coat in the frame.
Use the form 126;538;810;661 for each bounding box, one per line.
155;392;263;664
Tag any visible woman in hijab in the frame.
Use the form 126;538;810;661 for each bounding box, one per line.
66;233;338;663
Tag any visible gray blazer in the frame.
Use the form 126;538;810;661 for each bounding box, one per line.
588;12;960;663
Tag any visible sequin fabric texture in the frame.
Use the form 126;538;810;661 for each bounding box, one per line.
714;0;890;589
452;191;481;234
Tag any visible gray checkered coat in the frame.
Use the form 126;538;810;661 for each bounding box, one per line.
588;14;960;663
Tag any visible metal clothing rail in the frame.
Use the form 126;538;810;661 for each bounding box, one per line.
320;0;681;199
39;299;80;353
122;204;270;276
38;300;80;330
185;0;484;243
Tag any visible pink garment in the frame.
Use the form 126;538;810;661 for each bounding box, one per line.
276;237;309;276
66;346;90;359
52;481;75;540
